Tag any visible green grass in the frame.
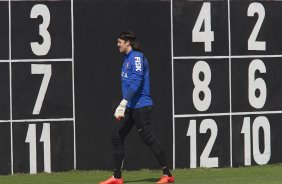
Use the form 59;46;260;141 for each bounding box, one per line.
1;164;282;184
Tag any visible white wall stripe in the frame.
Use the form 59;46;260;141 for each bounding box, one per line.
0;120;11;123
174;110;282;118
227;0;233;167
10;58;72;62
171;0;176;170
174;54;282;60
71;0;77;170
12;118;74;123
8;0;14;175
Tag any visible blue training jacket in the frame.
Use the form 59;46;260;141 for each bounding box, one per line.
121;49;153;109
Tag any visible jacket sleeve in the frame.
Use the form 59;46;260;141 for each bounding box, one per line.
124;56;143;101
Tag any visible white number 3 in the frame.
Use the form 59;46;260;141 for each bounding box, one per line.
30;4;51;56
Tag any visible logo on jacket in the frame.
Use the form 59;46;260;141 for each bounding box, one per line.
135;57;142;71
121;72;128;78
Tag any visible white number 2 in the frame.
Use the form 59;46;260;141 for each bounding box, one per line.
31;64;52;115
30;4;51;56
192;2;214;52
248;2;266;51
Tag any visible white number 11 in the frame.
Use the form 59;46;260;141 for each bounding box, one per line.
25;123;51;174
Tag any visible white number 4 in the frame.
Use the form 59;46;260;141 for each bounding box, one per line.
192;2;214;52
31;64;52;115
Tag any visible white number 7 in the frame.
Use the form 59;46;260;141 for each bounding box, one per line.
31;64;52;115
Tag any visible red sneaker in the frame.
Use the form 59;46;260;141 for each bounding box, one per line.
99;176;124;184
156;175;175;184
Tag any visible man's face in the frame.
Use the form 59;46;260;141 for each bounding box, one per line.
117;38;130;53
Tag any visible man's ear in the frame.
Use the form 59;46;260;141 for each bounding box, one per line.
125;40;131;46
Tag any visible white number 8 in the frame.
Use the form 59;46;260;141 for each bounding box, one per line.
192;61;211;111
30;4;51;56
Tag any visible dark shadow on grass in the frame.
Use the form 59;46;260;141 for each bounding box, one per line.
124;178;158;183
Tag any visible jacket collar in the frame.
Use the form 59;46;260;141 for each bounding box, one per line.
125;49;134;58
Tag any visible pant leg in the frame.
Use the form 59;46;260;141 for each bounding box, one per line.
133;106;168;168
111;109;134;170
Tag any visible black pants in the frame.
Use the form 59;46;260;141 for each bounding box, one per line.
111;106;167;170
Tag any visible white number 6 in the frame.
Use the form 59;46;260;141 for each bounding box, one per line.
248;59;267;109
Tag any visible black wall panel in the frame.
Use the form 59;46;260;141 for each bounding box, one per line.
0;123;11;175
11;1;72;59
232;58;282;112
175;117;230;168
74;0;171;170
0;1;9;59
174;59;229;114
232;114;282;167
12;62;73;119
0;0;282;175
13;122;74;173
230;1;282;55
173;0;229;56
0;63;10;120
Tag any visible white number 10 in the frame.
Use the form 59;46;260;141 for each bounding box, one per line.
241;116;271;165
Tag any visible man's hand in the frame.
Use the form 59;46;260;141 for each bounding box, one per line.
114;99;128;120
